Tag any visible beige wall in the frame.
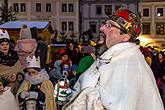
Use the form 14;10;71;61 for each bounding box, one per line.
139;1;165;49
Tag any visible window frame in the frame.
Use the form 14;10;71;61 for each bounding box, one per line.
46;3;51;12
62;21;67;31
68;3;74;12
143;8;149;17
157;8;163;17
20;3;26;12
156;23;164;35
96;5;102;15
13;3;19;12
62;3;67;12
104;5;112;16
142;23;150;35
68;21;74;31
36;3;42;12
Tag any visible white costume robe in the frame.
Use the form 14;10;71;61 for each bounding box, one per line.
74;42;164;110
0;87;17;110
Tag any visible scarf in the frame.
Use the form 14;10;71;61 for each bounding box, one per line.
25;69;49;85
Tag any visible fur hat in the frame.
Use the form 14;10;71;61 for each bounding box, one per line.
0;29;10;44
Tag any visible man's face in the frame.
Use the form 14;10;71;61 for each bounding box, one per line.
100;20;123;48
96;20;124;56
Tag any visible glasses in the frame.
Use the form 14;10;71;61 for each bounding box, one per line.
102;20;127;34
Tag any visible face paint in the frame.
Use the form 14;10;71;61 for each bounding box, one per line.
95;31;108;56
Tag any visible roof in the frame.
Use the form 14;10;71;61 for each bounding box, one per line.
0;21;50;29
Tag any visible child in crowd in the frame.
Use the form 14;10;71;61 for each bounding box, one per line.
14;24;37;68
0;79;17;110
16;56;57;110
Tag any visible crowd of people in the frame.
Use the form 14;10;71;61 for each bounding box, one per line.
0;8;165;110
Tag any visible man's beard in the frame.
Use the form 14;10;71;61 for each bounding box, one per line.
95;31;108;56
95;43;108;56
25;69;49;85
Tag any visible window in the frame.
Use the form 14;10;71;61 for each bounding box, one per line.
156;23;164;35
104;5;112;15
143;8;149;17
68;3;74;12
115;5;121;11
157;8;163;17
36;3;41;12
13;3;19;12
62;21;67;31
62;3;67;12
142;23;150;34
96;6;102;15
46;3;51;12
69;22;74;31
89;22;96;33
20;3;26;12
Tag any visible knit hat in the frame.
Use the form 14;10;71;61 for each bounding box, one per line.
107;8;142;40
19;24;32;40
0;29;10;44
59;49;68;57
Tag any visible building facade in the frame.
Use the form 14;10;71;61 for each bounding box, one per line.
139;0;165;49
80;0;138;40
6;0;79;41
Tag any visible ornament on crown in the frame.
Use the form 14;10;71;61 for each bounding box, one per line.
26;56;41;69
0;29;10;40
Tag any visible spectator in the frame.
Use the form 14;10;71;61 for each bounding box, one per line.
35;37;48;69
16;56;56;110
14;24;37;68
0;29;23;95
0;79;18;110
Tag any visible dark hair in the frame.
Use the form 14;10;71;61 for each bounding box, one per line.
24;67;41;73
0;38;10;44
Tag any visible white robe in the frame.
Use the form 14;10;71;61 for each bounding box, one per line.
74;42;164;110
0;87;17;110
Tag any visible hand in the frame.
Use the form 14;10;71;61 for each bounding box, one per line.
57;59;63;63
7;73;17;82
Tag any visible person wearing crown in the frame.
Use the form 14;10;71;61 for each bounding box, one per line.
16;56;57;110
0;29;23;95
63;9;164;110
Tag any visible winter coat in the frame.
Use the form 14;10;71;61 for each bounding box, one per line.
14;39;37;67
